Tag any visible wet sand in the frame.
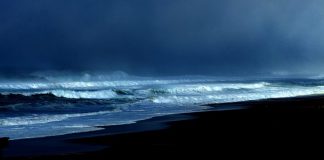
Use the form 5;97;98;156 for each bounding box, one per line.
3;95;324;159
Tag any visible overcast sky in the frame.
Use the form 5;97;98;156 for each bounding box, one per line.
0;0;324;76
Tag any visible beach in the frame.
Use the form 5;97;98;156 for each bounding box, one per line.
2;95;324;159
2;0;324;158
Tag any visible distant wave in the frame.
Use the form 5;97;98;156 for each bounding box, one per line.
31;71;131;82
0;79;216;91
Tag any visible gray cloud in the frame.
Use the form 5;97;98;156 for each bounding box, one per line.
0;0;323;76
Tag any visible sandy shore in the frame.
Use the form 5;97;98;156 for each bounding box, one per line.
2;95;324;159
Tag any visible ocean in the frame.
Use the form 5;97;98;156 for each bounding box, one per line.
1;72;324;140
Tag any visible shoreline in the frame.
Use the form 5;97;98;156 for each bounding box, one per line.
3;95;324;159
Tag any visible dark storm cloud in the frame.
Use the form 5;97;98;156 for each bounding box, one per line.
0;0;323;76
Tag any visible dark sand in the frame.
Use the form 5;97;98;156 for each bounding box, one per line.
2;95;324;159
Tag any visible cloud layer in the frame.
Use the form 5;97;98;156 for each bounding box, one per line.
0;0;323;76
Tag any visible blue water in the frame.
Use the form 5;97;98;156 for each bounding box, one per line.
1;72;324;140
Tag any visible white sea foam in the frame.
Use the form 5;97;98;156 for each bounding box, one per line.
147;82;269;95
48;90;117;99
0;110;115;126
0;79;213;91
151;86;324;104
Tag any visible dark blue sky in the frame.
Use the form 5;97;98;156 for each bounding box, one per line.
0;0;323;76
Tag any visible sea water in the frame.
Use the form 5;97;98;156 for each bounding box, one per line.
1;72;324;140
